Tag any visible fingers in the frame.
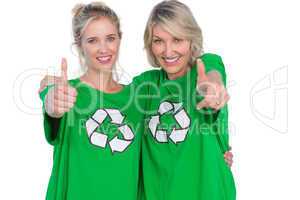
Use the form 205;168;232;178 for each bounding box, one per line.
224;151;233;159
54;90;77;104
44;84;77;118
51;91;75;111
215;92;230;110
196;63;230;111
224;151;233;167
198;84;220;110
56;84;77;97
61;57;68;83
197;83;229;110
54;99;75;110
225;159;233;168
197;97;221;110
197;59;208;82
42;58;77;118
49;104;71;116
54;85;77;104
39;57;68;94
39;75;63;93
196;99;209;110
196;94;222;110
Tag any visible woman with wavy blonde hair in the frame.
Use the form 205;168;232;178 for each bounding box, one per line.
139;0;236;200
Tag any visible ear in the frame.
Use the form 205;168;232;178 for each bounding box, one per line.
190;43;199;58
77;44;85;56
118;32;123;39
189;45;197;66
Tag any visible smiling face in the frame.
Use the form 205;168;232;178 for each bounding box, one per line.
80;17;121;72
151;24;192;80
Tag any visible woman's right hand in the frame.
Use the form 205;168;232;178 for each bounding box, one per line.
44;58;77;118
196;59;229;110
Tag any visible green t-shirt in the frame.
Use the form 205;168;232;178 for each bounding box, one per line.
40;53;235;200
133;53;236;200
40;79;145;200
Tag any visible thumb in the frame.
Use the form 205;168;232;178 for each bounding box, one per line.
197;59;208;82
196;98;208;110
61;57;68;83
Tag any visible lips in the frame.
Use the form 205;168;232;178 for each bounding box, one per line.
162;56;181;66
96;55;112;64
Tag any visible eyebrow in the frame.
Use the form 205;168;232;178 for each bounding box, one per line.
86;34;118;40
152;36;162;39
86;36;97;40
107;34;118;37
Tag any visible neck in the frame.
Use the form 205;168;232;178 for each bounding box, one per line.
167;65;191;80
81;68;119;92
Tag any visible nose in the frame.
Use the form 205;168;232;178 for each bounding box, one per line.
97;40;108;54
164;41;174;57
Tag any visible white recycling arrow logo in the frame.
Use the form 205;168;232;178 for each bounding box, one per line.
85;109;134;153
148;101;191;144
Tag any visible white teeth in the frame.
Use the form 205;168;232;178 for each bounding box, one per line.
97;56;111;62
164;56;180;63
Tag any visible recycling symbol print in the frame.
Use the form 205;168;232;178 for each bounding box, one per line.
85;109;134;153
148;101;191;143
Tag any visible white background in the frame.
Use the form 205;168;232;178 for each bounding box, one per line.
0;0;299;199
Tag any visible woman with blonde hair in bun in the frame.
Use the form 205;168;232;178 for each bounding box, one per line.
40;2;145;200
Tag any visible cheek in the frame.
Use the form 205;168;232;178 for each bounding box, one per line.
114;42;120;53
109;41;121;55
151;44;162;56
82;45;96;58
179;43;192;56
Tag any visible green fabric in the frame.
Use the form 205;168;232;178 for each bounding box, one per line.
40;53;235;200
133;53;235;200
40;79;144;200
202;53;230;153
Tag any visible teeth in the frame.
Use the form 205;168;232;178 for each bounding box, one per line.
97;56;111;62
164;56;180;63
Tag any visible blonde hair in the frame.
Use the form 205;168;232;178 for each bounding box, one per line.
144;0;203;67
72;2;122;69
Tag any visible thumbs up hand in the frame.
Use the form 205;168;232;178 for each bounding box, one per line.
44;58;77;118
39;59;68;93
196;59;229;110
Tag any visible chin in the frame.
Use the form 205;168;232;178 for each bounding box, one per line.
162;65;182;73
92;64;114;72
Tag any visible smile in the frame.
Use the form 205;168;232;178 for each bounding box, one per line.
96;55;112;64
163;56;181;64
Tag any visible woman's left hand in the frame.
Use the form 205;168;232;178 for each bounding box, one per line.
196;59;230;110
224;150;233;168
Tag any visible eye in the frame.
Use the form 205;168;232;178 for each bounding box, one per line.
173;38;183;43
87;38;97;44
153;38;162;44
107;36;116;42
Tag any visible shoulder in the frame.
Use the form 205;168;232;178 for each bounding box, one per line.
132;68;162;84
137;69;161;78
68;78;80;87
200;53;223;63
